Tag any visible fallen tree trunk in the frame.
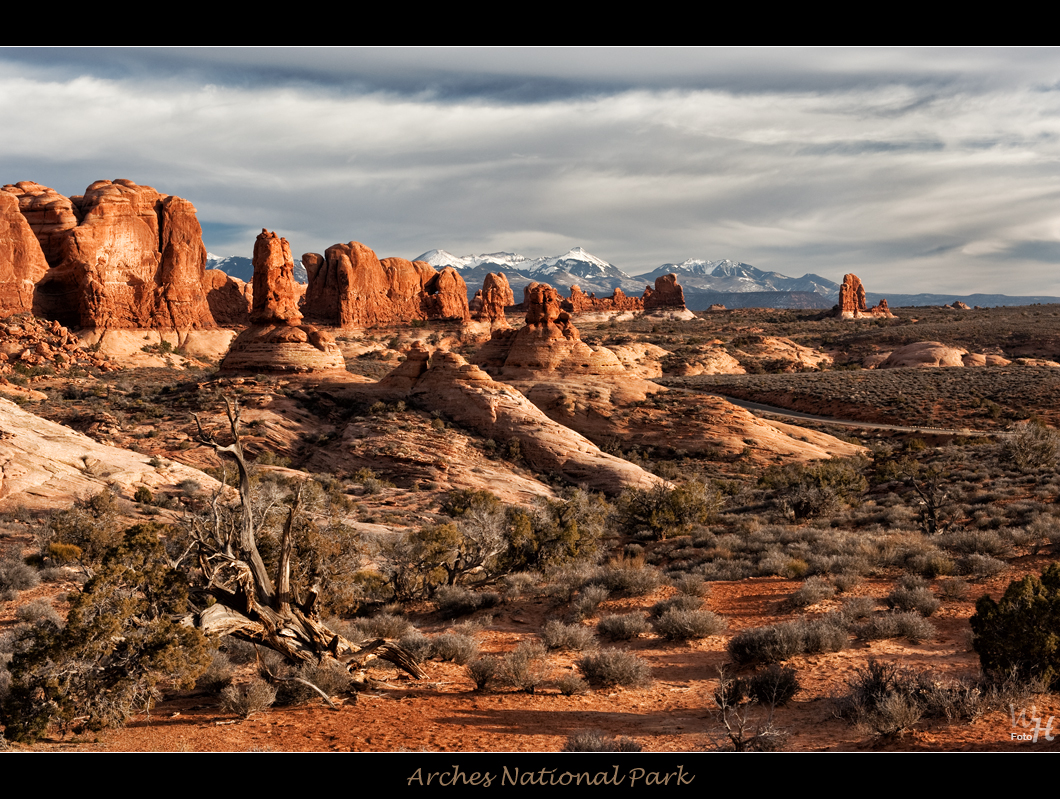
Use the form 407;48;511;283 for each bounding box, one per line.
191;398;426;684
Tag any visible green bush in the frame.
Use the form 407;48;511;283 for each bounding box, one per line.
971;563;1060;688
2;525;211;741
615;480;721;539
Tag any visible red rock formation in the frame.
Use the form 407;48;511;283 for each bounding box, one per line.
471;272;515;326
2;182;78;267
475;282;625;376
221;230;344;374
565;285;641;314
303;242;470;328
643;273;686;311
0;190;49;315
251;229;302;325
423;266;471;321
554;274;688;316
835;273;895;320
204;270;252;327
2;179;216;330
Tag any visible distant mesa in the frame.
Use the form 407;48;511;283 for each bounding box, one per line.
220;230;345;374
834;273;895;320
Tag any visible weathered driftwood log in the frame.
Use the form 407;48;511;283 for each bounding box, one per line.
191;398;426;687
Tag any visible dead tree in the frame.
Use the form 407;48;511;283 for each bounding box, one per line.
191;398;425;687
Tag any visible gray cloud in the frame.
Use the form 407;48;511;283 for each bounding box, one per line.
3;47;1060;295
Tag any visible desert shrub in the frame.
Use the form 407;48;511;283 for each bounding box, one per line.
759;457;868;520
397;631;434;662
841;596;877;620
540;620;596;652
45;490;124;565
348;612;413;640
563;730;641;752
497;641;552;694
134;486;153;505
430;633;479;665
826;569;860;591
1003;421;1060;472
577;648;652;688
833;659;951;736
651;608;727;641
789;576;836;608
938;578;969;600
746;664;800;707
0;557;38;593
221;680;277;718
597;614;650;641
671;574;710;597
434;585;501;618
220;635;260;666
728;615;848;665
556;673;590;696
501;490;610;572
466;656;499;690
906;552;956;578
957;554;1006;578
971;563;1060;688
649;594;703;618
615;480;721;539
14;600;62;627
271;660;353;705
885;575;939;617
501;572;539;599
569;584;610;620
857;612;936;643
587;557;663;597
195;650;234;693
1;525;211;741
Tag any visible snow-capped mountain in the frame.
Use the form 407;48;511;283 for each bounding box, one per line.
416;247;843;308
417;247;625;280
642;259;839;298
207;253;307;284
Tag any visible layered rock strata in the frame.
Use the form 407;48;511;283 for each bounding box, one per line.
220;230;345;373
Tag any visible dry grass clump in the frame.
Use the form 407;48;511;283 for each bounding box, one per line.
221;680;277;719
563;730;642;752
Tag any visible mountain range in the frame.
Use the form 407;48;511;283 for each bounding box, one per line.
206;247;1060;311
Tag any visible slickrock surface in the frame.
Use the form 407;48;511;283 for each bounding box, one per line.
0;397;218;511
405;349;664;494
876;341;1012;369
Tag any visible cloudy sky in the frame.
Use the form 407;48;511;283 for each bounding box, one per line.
3;47;1060;295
